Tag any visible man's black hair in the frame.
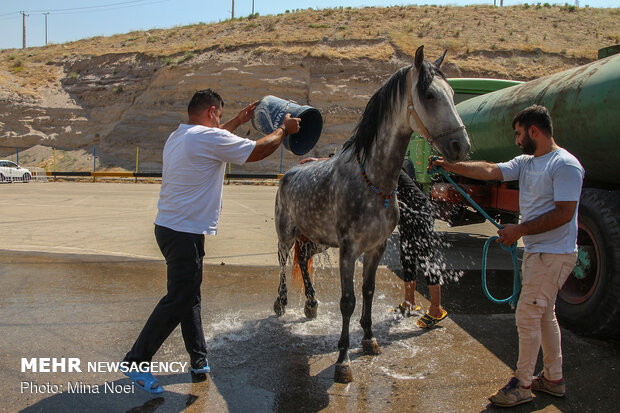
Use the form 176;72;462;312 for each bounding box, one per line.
512;104;553;136
188;89;224;116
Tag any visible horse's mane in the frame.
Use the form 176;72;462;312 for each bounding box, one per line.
342;60;445;165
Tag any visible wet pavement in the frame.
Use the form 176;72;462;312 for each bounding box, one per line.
1;182;618;412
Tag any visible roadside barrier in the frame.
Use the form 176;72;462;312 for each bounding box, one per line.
45;171;283;180
30;167;49;182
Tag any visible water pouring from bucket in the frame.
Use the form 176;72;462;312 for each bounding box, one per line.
252;96;323;156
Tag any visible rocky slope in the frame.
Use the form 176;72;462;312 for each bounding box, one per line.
0;5;618;172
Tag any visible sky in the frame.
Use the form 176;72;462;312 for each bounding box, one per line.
0;0;617;50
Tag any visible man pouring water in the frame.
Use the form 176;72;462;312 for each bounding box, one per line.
122;89;300;394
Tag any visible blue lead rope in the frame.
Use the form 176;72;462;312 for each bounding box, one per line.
428;158;521;308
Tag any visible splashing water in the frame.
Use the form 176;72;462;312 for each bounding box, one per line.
397;200;464;285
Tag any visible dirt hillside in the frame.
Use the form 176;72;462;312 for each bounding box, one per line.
0;5;618;172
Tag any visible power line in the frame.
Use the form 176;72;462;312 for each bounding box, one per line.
0;0;170;18
29;0;158;14
2;0;171;49
49;0;171;16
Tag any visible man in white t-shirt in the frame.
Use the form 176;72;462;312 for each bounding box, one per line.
432;105;584;407
122;89;300;393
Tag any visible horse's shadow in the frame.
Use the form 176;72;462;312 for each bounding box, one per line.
204;309;431;413
204;314;333;413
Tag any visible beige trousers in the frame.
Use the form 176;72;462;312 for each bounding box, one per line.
514;251;577;387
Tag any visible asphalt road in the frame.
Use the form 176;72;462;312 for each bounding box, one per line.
0;181;618;413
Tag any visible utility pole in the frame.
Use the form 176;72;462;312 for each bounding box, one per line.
43;12;50;45
20;11;28;49
252;0;255;15
231;0;234;19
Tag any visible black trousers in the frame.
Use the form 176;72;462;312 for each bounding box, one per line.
397;169;439;286
124;225;208;369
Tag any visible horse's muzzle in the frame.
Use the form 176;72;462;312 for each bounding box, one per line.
443;134;471;162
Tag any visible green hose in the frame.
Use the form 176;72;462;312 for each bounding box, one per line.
428;159;521;308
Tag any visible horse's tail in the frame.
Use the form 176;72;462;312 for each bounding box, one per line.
292;239;313;289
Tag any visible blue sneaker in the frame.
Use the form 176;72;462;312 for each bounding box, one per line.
189;361;210;382
123;370;164;394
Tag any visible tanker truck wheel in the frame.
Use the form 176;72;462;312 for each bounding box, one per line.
556;189;620;338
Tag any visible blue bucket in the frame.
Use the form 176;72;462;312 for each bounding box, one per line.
252;95;323;156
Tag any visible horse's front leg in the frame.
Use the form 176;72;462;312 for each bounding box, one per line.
334;246;357;383
360;242;386;356
274;242;290;316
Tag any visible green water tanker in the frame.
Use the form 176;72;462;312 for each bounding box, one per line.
416;51;620;337
459;53;620;188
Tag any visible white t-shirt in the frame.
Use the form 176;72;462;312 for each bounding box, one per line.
497;148;584;254
154;124;256;235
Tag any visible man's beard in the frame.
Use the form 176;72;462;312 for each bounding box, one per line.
521;132;537;155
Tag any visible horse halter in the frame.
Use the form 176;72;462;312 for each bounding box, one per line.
407;69;466;145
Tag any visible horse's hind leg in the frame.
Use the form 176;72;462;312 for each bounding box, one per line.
299;241;320;319
274;241;291;316
360;242;386;356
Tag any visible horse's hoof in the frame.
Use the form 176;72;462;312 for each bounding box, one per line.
304;300;318;319
273;299;286;317
334;363;353;383
362;338;382;355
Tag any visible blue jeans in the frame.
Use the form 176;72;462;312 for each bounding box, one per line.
124;225;208;369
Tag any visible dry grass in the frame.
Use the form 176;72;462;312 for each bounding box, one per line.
0;5;618;91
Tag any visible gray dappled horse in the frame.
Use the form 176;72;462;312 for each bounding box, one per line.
274;46;470;383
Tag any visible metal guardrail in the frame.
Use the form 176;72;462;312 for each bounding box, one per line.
30;167;49;182
45;171;283;180
224;173;282;180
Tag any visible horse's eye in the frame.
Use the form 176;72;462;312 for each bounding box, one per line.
426;93;434;100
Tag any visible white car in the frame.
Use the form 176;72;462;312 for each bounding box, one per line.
0;160;32;183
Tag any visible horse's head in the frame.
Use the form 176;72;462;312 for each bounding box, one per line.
408;46;470;162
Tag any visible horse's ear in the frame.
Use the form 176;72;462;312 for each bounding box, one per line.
434;49;448;68
414;46;424;70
